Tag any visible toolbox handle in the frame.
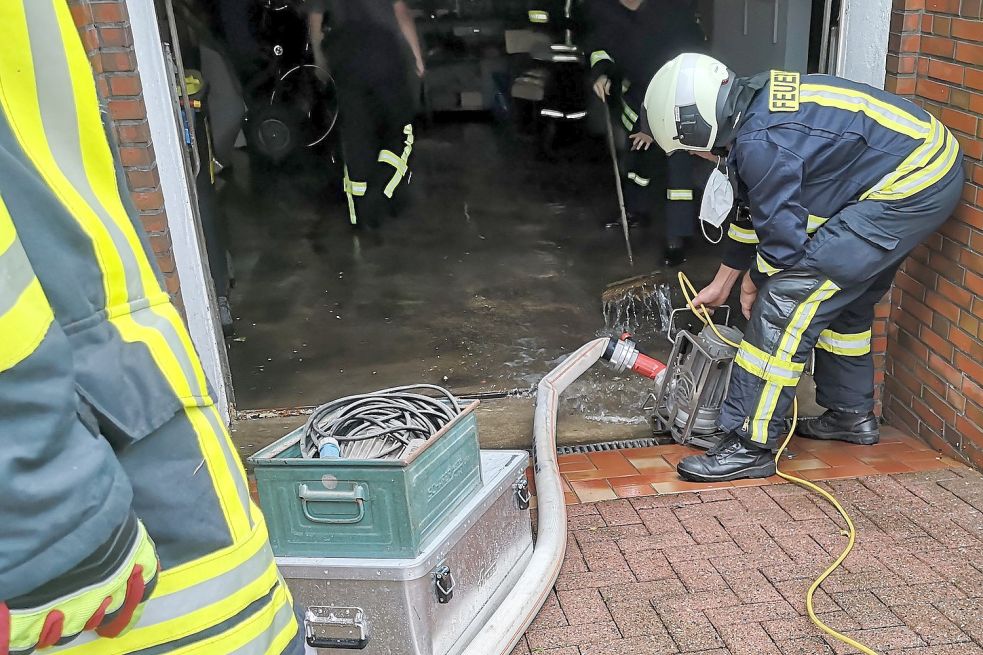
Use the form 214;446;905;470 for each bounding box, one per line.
305;607;369;650
298;484;366;524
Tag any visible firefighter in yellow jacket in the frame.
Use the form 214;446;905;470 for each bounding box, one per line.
0;2;301;653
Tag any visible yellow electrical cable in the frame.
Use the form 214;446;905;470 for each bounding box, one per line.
677;271;879;655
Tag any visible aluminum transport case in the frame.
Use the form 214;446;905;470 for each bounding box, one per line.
278;450;533;655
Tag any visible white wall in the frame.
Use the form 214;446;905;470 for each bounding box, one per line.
710;0;813;76
126;0;233;422
836;0;892;89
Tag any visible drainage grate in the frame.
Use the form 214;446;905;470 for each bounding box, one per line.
556;438;664;455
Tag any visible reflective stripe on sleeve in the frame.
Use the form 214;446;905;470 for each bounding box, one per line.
756;253;782;276
727;224;759;244
589;50;613;67
627;172;650;187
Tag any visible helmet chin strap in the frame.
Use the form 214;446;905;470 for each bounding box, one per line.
713;71;769;149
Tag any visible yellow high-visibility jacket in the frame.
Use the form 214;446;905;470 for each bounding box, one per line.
0;2;300;653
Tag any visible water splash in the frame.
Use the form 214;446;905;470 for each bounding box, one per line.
601;282;674;336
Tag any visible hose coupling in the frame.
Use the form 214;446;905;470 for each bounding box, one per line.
602;334;667;381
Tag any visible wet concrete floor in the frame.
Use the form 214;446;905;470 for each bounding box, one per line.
222;117;805;450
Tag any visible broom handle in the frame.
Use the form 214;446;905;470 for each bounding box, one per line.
604;108;634;267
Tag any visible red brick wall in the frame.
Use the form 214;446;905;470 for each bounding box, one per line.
68;0;185;312
883;0;983;468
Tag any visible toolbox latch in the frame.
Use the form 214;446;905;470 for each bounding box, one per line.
513;478;531;510
434;565;455;604
304;606;369;650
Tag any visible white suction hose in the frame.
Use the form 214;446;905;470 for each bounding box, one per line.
460;338;611;655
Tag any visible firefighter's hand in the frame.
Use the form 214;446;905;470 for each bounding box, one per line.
740;271;758;320
690;283;730;312
2;516;159;654
630;132;653;150
593;75;612;100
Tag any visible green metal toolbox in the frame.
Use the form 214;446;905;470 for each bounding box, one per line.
248;401;483;559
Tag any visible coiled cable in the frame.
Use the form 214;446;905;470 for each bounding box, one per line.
300;385;462;460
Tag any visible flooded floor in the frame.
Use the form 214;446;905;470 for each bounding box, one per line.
221;117;729;433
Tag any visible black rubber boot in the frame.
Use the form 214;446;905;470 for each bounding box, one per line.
795;410;880;445
664;238;687;267
676;434;776;482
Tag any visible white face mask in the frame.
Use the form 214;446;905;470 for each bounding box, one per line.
700;158;734;230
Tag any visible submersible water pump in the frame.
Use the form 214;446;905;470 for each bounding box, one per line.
602;321;743;450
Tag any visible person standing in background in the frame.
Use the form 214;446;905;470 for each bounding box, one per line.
584;0;704;265
306;0;425;229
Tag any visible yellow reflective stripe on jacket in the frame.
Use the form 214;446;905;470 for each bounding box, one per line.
622;102;638;123
756;253;782;276
667;189;693;201
728;224;758;244
748;280;840;443
0;196;54;372
10;523;158;652
799;83;931;140
816;328;872;356
735;340;805;387
590;50;613;67
165;582;297;655
807;215;829;232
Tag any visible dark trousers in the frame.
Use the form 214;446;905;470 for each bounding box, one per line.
623;145;697;241
718;166;965;449
332;35;415;227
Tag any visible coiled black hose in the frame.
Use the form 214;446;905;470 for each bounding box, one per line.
300;385;462;460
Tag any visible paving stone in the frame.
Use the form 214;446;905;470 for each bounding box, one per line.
618;532;697;553
574;524;649;545
622;549;676;582
638;507;688;535
652;589;742;614
665;542;742;564
527;648;580;655
672;560;729;593
568;503;601;517
873;583;967;607
509;637;531;655
656;608;725;652
560;535;588;576
716;622;783;655
578;633;678;655
525;622;621;651
886;645;983;655
529;590;568;631
599;578;688;605
762;616;825;642
820;569;904;594
578;540;631;573
777;636;836;654
680;516;733;544
936;597;983;644
719;568;786;604
557;588;612;626
705;600;798;629
629;494;702;510
892;603;971;646
823;626;924;654
832;590;902;629
595;499;642;526
554;569;635;591
605;596;672;639
569;513;607;530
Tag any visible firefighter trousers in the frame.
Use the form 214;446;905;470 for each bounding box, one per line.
623;145;697;241
333;45;416;229
718;166;965;450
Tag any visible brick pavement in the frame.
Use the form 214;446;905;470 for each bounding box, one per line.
517;465;983;655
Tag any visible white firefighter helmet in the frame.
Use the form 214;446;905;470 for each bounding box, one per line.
644;53;732;154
